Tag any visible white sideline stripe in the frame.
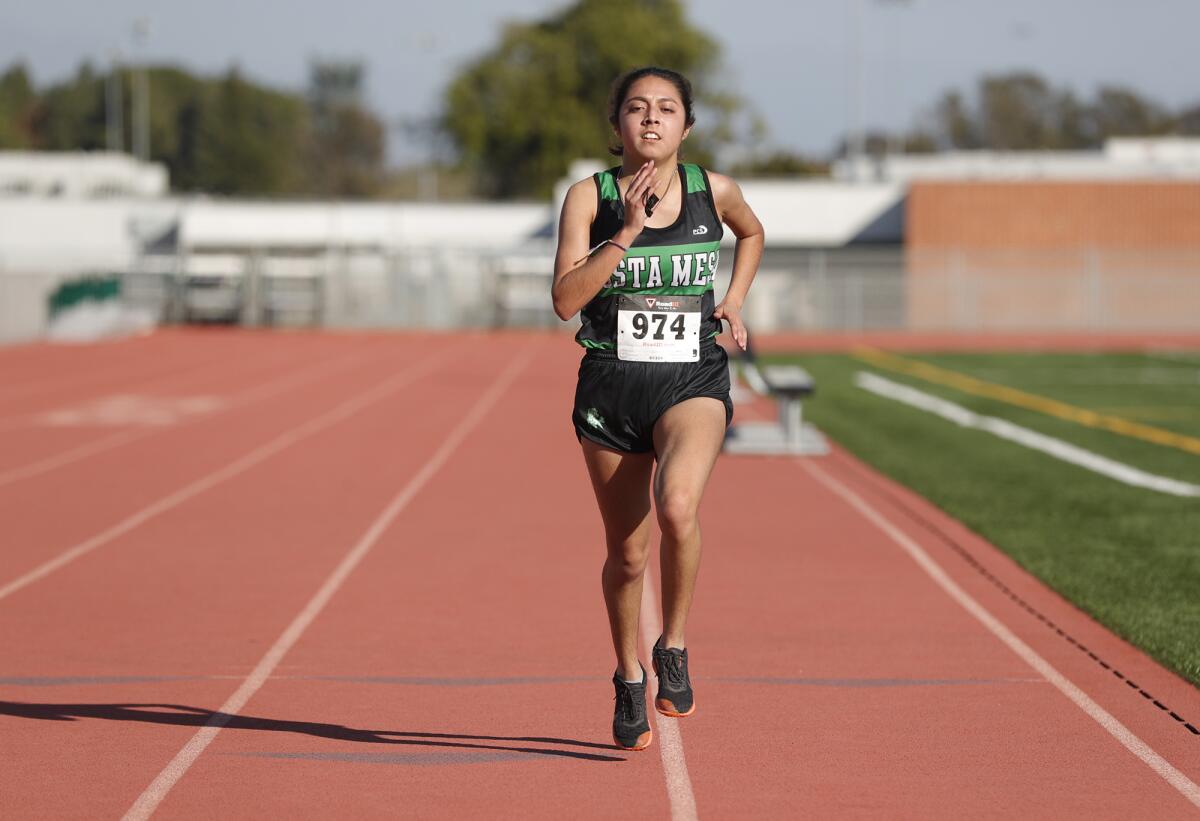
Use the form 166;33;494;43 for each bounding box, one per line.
855;371;1200;498
798;457;1200;810
122;345;534;821
0;344;463;605
0;346;373;490
640;572;699;821
0;428;146;487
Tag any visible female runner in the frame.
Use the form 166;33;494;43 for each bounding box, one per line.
551;66;764;751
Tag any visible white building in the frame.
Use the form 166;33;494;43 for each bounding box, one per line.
0;151;168;199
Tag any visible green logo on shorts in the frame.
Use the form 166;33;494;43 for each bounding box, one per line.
585;408;605;429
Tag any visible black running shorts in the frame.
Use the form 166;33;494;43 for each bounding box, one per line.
572;340;734;454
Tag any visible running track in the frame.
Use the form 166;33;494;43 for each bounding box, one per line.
1;329;1198;819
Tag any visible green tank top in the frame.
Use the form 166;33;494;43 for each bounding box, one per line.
574;163;724;350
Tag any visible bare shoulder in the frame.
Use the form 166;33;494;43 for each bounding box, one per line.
562;177;598;217
706;170;746;215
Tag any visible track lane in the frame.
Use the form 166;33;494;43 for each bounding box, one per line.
0;334;442;588
3;331;1198;818
672;387;1200;817
0;331;377;476
140;337;684;819
0;334;530;817
0;330;264;407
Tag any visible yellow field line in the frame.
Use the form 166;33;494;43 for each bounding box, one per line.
1098;407;1200;421
852;347;1200;457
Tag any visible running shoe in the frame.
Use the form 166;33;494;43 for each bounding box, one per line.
652;636;695;717
611;665;653;751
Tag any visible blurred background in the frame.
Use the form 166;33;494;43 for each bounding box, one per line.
1;0;1198;344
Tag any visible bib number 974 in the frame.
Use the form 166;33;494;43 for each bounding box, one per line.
630;312;687;341
617;294;701;362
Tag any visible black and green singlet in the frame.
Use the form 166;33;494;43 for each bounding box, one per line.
575;163;725;351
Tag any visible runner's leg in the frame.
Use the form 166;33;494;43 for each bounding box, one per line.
651;396;727;648
581;437;656;679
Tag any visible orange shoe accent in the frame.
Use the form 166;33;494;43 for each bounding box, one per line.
655;699;696;718
615;729;653;751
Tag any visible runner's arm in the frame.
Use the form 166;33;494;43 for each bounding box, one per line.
552;163;655;320
709;172;763;350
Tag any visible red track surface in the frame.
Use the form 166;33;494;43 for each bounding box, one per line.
1;329;1197;818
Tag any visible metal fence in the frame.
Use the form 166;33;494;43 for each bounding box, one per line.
3;246;1198;343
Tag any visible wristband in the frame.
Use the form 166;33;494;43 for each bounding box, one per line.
574;238;630;266
583;238;628;258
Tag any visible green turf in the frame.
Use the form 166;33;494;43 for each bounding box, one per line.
760;350;1200;688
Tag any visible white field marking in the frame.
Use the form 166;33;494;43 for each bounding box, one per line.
122;344;535;821
0;343;465;605
640;570;699;821
0;341;291;426
35;394;227;427
0;344;377;490
797;457;1200;811
855;371;1200;498
1144;349;1200;367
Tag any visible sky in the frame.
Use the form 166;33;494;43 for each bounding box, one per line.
2;0;1198;166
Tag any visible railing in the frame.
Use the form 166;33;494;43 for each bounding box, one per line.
3;246;1198;343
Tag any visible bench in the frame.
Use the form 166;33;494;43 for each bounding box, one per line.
724;343;828;456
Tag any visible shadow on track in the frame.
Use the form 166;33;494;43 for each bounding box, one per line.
0;700;625;762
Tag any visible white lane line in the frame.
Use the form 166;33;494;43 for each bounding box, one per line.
855;371;1200;497
0;344;378;490
640;570;700;821
0;343;463;605
122;344;535;821
798;457;1200;811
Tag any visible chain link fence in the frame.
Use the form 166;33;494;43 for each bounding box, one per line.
4;246;1198;343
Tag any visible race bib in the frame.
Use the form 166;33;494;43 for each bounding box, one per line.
617;294;701;362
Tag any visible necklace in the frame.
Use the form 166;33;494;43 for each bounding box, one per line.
645;168;675;217
621;166;676;218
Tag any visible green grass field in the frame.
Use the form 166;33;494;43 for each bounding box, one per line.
762;349;1200;688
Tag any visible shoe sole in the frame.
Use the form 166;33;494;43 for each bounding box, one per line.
614;728;653;751
652;656;695;718
654;698;696;718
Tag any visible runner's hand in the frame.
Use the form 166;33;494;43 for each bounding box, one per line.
713;300;747;351
622;161;656;234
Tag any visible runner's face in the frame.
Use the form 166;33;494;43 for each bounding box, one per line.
616;76;690;162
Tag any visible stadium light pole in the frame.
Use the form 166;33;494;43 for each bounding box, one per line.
132;18;151;162
846;0;865;182
877;0;917;161
106;50;124;153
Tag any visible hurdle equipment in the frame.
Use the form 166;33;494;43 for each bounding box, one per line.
724;340;829;456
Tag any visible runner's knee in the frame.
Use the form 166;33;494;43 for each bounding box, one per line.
656;488;699;539
604;532;650;579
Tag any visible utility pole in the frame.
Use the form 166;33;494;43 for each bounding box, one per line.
132;18;151;162
846;0;865;182
106;50;124;153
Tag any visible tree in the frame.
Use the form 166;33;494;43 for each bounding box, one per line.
979;72;1060;150
1091;86;1171;137
900;72;1182;153
440;0;736;199
180;68;310;195
306;60;386;198
31;62;107;151
1178;104;1200;136
0;64;36;148
934;91;980;149
730;150;827;178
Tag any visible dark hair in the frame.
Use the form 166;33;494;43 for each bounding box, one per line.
607;66;696;156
